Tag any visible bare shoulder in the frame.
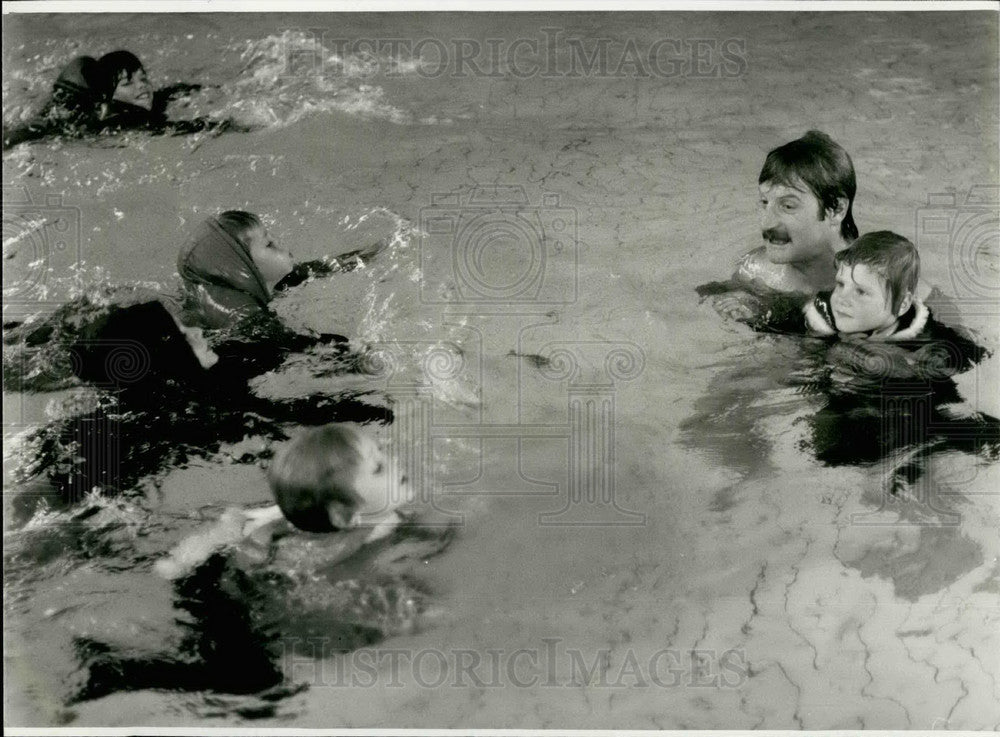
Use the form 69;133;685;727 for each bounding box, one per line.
733;247;787;290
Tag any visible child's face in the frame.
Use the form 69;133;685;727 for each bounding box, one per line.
830;263;905;335
115;69;153;108
245;226;294;290
330;434;408;528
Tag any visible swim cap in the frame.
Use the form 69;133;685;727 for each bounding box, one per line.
177;216;272;329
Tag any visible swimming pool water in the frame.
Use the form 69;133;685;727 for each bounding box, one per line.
3;11;999;730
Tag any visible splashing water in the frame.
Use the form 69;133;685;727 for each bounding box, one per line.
222;31;417;129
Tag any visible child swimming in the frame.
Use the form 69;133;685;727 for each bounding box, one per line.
269;423;407;533
3;50;226;150
70;424;440;704
177;210;369;332
156;423;410;580
2;51;145;150
177;211;296;330
4;211;390;512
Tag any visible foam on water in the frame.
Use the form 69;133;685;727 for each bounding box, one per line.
2;28;431;159
213;31;422;129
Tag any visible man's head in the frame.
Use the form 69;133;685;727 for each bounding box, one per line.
830;231;919;334
758;130;858;265
268;424;397;533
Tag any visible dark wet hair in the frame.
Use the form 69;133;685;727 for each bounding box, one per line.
97;50;144;83
759;130;858;241
835;231;919;313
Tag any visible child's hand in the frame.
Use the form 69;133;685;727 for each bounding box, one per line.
154;508;246;580
364;511;403;544
154;506;284;580
711;292;760;322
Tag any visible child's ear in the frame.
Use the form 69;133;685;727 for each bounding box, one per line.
895;291;914;316
326;502;358;530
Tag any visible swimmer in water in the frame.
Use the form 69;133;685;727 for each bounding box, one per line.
798;232;999;497
76;426;441;704
3;213;389;512
4;210;355;393
805;231;923;342
177;211;297;330
155;424;411;579
268;423;407;534
804;231;987;371
3;50;223;150
699;131;859;328
177;210;368;332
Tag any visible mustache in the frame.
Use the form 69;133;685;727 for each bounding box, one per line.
762;227;790;243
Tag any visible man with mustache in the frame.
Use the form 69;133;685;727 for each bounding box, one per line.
711;130;858;323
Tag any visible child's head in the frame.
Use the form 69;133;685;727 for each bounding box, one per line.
177;211;294;329
215;210;293;290
267;424;392;533
98;50;151;106
831;231;919;335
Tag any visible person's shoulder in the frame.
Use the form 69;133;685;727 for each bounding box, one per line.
54;56;98;88
734;247;788;290
735;246;768;271
914;309;990;369
886;301;991;376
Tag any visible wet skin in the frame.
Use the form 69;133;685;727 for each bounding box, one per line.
830;262;913;337
245;226;295;292
712;180;849;321
110;69;154;110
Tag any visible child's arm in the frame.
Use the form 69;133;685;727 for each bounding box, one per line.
154;505;287;580
241;504;287;539
150;82;203;116
154;506;401;581
272;259;340;291
273;243;384;292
